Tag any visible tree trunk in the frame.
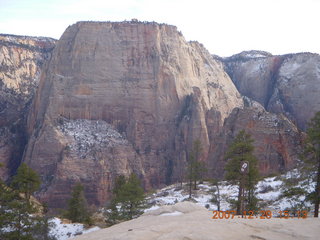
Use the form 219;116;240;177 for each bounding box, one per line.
236;183;242;215
189;178;192;199
314;154;320;217
216;183;221;211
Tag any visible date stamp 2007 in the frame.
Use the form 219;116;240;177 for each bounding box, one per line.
211;210;308;219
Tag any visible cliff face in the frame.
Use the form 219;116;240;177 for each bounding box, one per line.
0;34;55;179
223;51;320;129
1;22;301;209
24;22;243;207
210;98;302;177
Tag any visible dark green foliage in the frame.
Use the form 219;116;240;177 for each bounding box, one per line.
303;111;320;217
278;169;311;216
209;179;221;211
11;163;41;204
106;173;146;225
0;165;56;240
187;140;206;198
112;175;126;196
64;183;91;224
224;130;260;213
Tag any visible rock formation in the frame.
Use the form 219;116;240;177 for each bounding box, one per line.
0;22;309;209
23;21;243;208
209;98;302;178
223;51;320;129
0;34;55;179
21;21;305;209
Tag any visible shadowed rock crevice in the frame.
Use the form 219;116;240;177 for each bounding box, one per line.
223;51;320;130
0;34;56;179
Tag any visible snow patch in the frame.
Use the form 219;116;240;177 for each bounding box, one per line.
49;218;100;240
160;211;183;216
57;119;128;158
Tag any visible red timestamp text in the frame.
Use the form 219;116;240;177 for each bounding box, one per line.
211;210;308;219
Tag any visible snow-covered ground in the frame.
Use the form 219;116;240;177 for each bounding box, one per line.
144;171;315;217
50;170;316;239
49;218;100;240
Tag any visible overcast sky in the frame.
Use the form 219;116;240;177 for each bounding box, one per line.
0;0;319;57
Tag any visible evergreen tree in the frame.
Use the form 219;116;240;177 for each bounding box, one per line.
106;175;127;225
210;179;221;211
224;130;260;214
117;173;145;220
64;183;91;224
303;111;320;217
0;164;56;240
187;140;205;198
106;173;145;225
11;163;41;204
278;171;310;216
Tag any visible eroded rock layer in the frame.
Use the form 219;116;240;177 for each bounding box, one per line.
0;34;55;179
223;51;320;129
19;22;304;208
24;21;243;207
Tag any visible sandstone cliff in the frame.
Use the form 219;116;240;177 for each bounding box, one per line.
210;98;302;177
24;21;244;208
20;21;306;209
0;34;55;179
223;51;320;129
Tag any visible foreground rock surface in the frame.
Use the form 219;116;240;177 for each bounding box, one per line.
73;202;320;240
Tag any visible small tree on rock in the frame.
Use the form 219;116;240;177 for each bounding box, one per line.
106;173;145;225
11;163;41;205
224;130;260;214
187;140;206;198
210;178;221;211
0;164;56;240
64;183;91;224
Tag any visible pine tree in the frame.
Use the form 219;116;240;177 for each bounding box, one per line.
0;164;56;240
303;111;320;217
210;179;221;211
106;175;127;225
11;163;41;204
106;173;145;225
118;173;145;220
224;130;259;214
187;140;205;198
64;183;91;224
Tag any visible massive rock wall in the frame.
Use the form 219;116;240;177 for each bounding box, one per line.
223;51;320;129
209;98;302;178
24;21;243;207
0;34;55;179
2;22;304;209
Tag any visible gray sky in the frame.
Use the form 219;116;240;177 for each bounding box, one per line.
0;0;319;57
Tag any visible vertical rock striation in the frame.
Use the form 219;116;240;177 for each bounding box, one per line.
0;34;55;179
19;22;304;209
24;21;243;208
223;51;320;129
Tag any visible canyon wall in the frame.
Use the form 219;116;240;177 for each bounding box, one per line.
0;23;308;209
0;34;55;179
23;21;244;207
23;22;304;208
223;50;320;129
